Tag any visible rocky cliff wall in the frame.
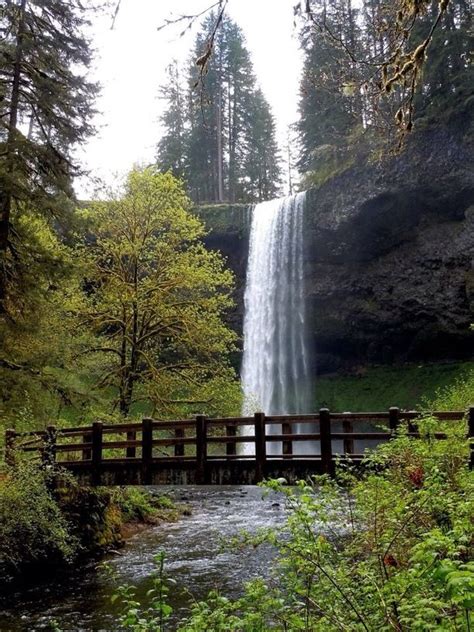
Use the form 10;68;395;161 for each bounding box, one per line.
195;127;474;374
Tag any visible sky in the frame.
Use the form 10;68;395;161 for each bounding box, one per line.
77;0;303;197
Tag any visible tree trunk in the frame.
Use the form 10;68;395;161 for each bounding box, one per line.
216;48;225;202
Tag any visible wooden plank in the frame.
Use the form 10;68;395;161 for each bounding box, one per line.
330;412;390;421
153;437;196;447
265;414;319;423
207;416;254;425
195;415;207;484
319;408;332;475
126;431;137;458
151;420;196;430
102;422;143;432
92;421;103;486
264;433;321;442
254;412;266;481
205;436;256;444
82;431;92;461
331;432;391;440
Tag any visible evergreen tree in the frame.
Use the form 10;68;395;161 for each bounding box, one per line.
0;0;97;314
413;0;474;125
157;13;282;204
297;0;361;177
156;62;187;180
242;89;282;202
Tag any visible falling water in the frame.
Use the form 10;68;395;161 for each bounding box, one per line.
241;192;313;452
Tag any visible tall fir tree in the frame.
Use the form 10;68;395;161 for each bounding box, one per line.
297;0;361;177
156;62;187;180
157;13;282;204
0;0;98;314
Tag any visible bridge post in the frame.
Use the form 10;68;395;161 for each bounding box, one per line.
43;426;57;468
5;429;16;467
82;431;92;461
175;426;185;457
92;421;103;486
142;418;153;484
226;422;237;456
196;415;207;484
126;431;137;458
254;412;266;481
282;423;292;459
389;407;400;435
343;415;354;455
468;406;474;470
319;409;332;475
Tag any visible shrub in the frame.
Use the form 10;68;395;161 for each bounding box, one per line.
178;420;473;630
0;463;77;577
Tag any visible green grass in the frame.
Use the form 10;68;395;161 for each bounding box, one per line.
314;361;474;412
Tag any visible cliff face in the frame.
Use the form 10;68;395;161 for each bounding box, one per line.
196;127;474;374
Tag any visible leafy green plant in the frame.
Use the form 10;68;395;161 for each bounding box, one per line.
0;462;78;575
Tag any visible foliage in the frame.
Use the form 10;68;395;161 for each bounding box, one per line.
0;462;77;575
297;0;473;180
78;167;240;418
0;0;98;312
117;488;176;524
424;368;474;412
178;420;473;630
0;211;90;430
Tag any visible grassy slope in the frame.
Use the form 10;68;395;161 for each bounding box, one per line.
314;361;474;412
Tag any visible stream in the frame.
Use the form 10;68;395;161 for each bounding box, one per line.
0;486;287;631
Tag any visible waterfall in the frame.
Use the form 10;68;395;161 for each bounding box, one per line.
241;192;313;452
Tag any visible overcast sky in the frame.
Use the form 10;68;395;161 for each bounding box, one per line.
76;0;303;197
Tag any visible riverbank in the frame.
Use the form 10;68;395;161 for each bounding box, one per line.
0;465;190;589
0;486;285;631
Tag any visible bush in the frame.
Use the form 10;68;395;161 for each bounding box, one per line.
178;420;473;630
424;368;474;411
0;463;77;577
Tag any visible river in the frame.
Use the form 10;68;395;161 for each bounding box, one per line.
0;486;287;631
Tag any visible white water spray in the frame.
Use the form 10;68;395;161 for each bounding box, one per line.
241;192;313;450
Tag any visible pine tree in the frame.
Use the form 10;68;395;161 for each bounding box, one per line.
0;0;97;313
156;62;187;180
157;13;282;204
242;89;282;202
297;0;361;177
413;0;474;125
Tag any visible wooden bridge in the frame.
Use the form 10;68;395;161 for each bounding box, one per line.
5;408;474;485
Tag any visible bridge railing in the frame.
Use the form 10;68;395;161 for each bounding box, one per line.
5;408;474;481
